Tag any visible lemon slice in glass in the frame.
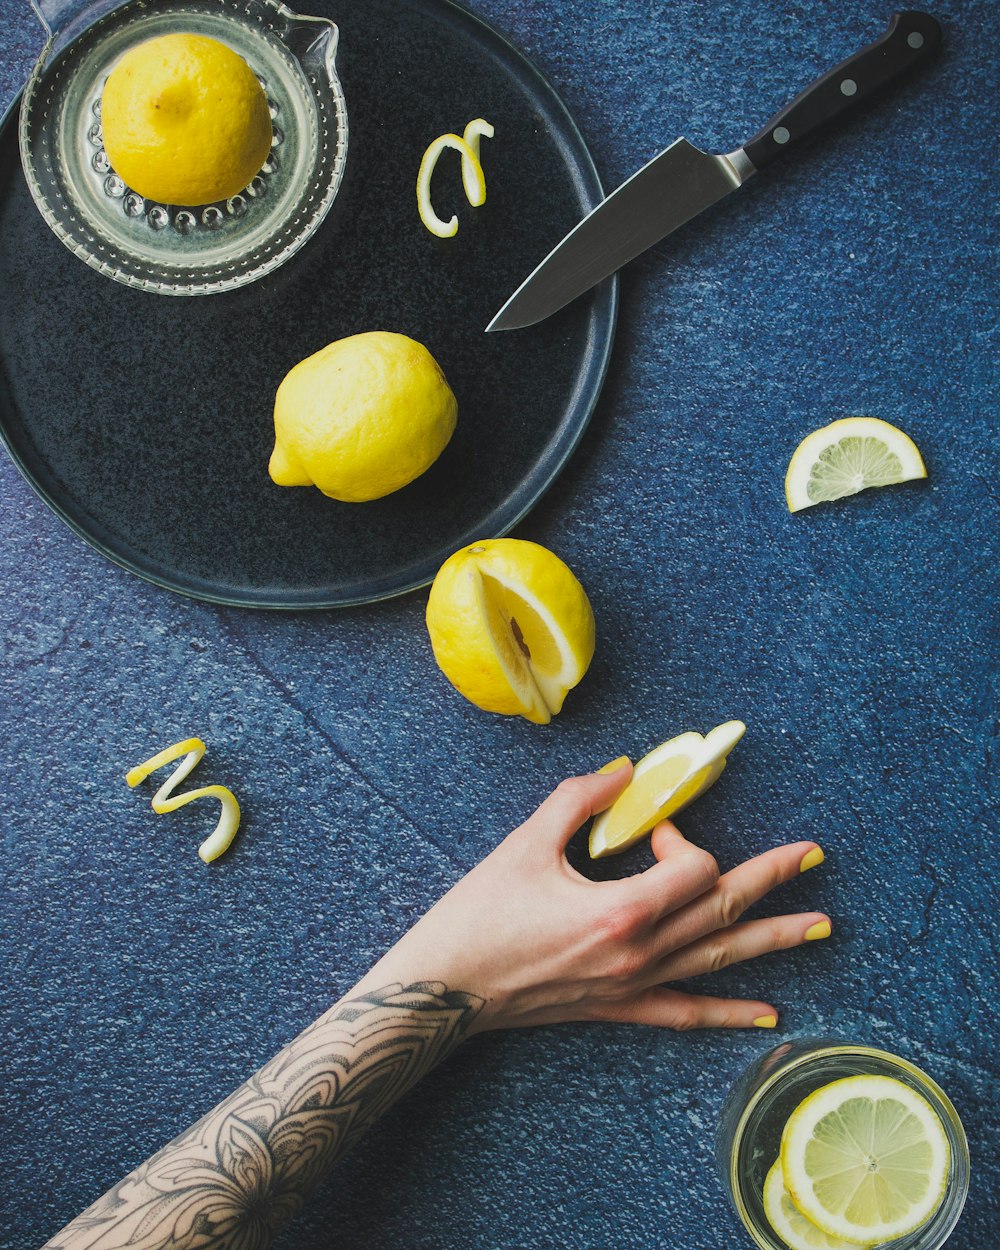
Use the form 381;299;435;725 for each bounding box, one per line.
588;720;745;857
785;417;926;512
781;1075;950;1246
763;1160;862;1250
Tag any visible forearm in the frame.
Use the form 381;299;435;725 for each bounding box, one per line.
43;765;827;1247
44;975;483;1250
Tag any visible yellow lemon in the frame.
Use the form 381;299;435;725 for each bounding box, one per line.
101;33;272;206
589;721;745;857
425;539;595;724
781;1075;950;1245
762;1160;861;1250
269;332;458;503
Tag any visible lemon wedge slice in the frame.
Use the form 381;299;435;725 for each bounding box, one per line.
785;417;927;512
781;1075;950;1246
763;1160;862;1250
589;720;745;857
417;119;493;237
425;539;595;724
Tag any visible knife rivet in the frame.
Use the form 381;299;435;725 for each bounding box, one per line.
907;31;925;49
772;126;790;145
840;78;858;96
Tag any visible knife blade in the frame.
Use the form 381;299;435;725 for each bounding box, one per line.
487;11;941;332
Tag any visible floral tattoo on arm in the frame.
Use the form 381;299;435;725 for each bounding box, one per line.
45;982;483;1250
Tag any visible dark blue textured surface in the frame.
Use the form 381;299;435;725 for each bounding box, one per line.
1;2;997;1249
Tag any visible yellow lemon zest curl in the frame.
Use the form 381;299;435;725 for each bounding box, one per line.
417;118;495;238
126;737;241;863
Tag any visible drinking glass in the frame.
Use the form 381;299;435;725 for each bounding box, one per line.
716;1037;970;1250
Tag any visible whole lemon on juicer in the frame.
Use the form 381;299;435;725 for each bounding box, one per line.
269;332;458;502
426;538;595;724
101;33;272;206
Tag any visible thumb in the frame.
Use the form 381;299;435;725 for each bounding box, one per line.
518;759;632;854
650;818;689;861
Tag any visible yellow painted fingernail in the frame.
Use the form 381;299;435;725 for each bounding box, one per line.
799;847;824;873
805;920;832;942
597;755;631;775
753;1015;778;1029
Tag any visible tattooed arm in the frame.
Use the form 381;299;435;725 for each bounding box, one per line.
46;763;829;1248
45;981;482;1249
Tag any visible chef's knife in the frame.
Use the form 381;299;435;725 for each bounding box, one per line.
487;11;941;332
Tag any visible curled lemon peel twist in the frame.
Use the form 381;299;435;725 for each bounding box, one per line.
126;737;241;864
417;118;495;237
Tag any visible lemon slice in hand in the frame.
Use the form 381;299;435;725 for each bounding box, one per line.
781;1075;950;1246
425;539;595;724
785;417;926;512
763;1160;861;1250
588;720;745;857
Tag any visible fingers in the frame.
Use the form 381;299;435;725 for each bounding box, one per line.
517;761;633;854
652;839;824;954
655;911;832;984
650;818;688;861
598;987;780;1030
624;826;721;917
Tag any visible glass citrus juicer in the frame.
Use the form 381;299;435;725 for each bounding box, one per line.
18;0;348;294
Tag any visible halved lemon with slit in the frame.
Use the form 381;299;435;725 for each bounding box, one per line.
785;417;926;512
425;538;594;724
588;720;745;857
780;1075;950;1245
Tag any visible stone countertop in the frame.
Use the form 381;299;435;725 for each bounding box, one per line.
0;1;996;1248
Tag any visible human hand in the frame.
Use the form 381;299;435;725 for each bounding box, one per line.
360;763;830;1033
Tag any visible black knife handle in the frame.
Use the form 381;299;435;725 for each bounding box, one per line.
743;12;941;172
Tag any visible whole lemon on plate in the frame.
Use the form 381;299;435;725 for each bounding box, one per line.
269;332;458;503
425;538;595;724
101;33;272;206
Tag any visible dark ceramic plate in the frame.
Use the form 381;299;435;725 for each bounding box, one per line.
0;0;616;608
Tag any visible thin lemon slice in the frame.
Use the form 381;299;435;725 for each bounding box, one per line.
588;720;745;857
763;1160;863;1250
417;120;492;238
426;539;595;724
781;1075;950;1246
785;417;926;512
